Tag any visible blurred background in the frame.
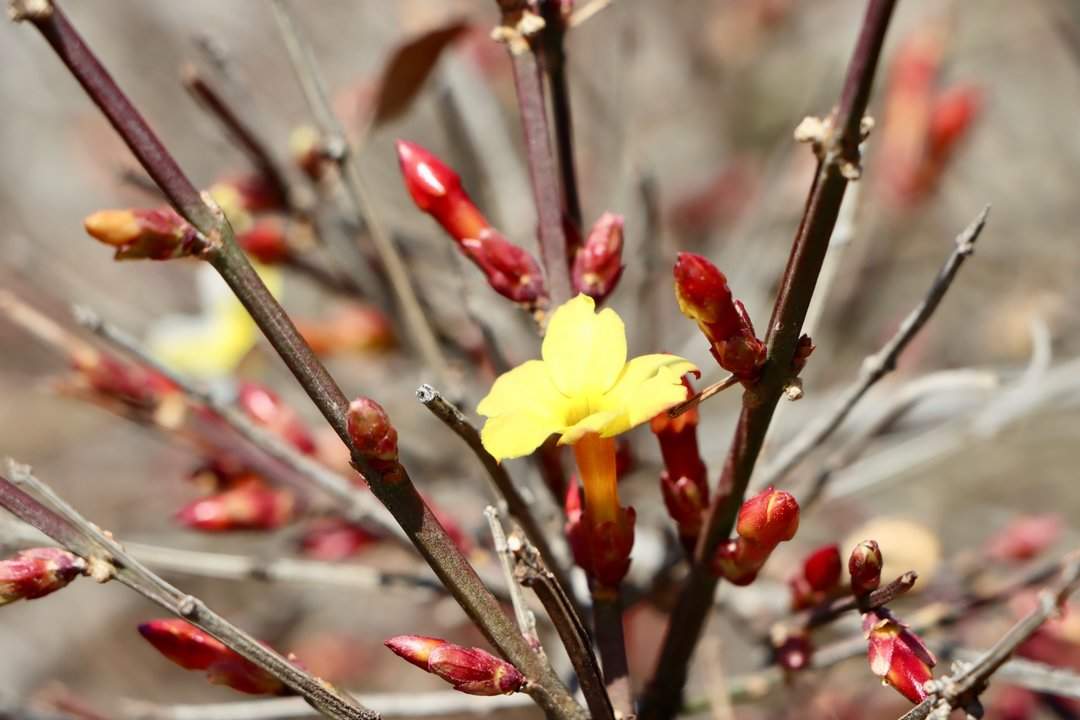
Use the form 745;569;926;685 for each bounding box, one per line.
2;1;1079;718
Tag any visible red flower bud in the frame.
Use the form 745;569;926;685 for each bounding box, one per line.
572;212;624;302
298;518;379;561
237;383;318;456
773;627;813;672
237;220;290;265
69;350;181;417
385;637;525;696
927;86;982;165
346;397;398;468
563;478;635;588
297;304;395;357
289;125;329;181
0;548;85;605
789;574;817;611
736;486;800;548
985;514;1063;563
849;540;883;597
674;253;766;382
803;544;843;593
864;610;936;703
215;173;285;214
84;207;201;260
711;538;772;586
396;140;547;308
175;477;296;532
139;619;288;695
650;378;707;489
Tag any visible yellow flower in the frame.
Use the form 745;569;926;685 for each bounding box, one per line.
478;294;697;461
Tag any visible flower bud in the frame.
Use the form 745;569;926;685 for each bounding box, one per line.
572;212;624;302
772;626;813;672
864;610;936;703
346;397;398;468
297;304;395;356
0;548;85;605
298;518;379;561
849;540;883;597
237;220;290;265
674;253;766;382
650;378;707;490
710;538;771;586
803;544;843;593
985;514;1063;563
736;486;800;548
206;652;290;696
659;472;709;549
214;173;285;214
289;124;329;181
237;382;318;456
563;478;635;589
175;477;296;532
84;207;201;261
461;229;547;307
384;635;446;670
385;636;525;696
927;86;981;167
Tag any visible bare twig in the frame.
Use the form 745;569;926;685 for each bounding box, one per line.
804;571;918;630
268;0;452;393
514;534;616;720
668;374;738;418
756;206;990;489
484;507;542;650
952;649;1080;701
13;7;582;717
640;5;899;718
593;592;632;719
0;463;377;720
568;0;614;28
538;0;582;237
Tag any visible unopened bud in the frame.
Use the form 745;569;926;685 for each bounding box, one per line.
175;477;296;532
237;382;317;456
563;478;635;589
346;397;398;468
385;635;446;670
772;626;813;672
572;212;624;302
711;538;771;586
237;220;290;265
84;208;200;260
298;518;378;561
206;651;290;696
985;514;1063;563
0;548;85;605
849;540;883;597
297;304;395;356
659;472;708;552
864;610;936;703
803;543;842;593
736;486;800;548
386;636;525;696
289;124;329;181
650;377;707;490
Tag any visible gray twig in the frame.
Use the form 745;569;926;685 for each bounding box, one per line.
484;507;542;651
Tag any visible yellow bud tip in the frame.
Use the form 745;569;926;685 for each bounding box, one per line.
83;210;139;246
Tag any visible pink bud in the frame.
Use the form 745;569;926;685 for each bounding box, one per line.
346;397;398;467
298;518;379;561
237;219;290;265
296;304;395;357
710;538;772;586
427;644;525;696
385;635;447;670
849;540;883;597
985;514;1063;563
864;610;936;703
736;487;800;548
572;212;624;302
237;382;318;456
0;548;84;605
803;544;843;593
774;628;813;672
84;207;201;260
139;619;227;671
175;477;296;532
659;472;708;552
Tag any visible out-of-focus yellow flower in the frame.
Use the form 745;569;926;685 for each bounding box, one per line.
478;294;697;460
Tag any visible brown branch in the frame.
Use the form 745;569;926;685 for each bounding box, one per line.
640;4;899;718
805;571;917;629
538;0;582;238
494;1;572;306
593;592;633;719
0;462;377;720
756;206;990;489
513;532;615;720
13;7;582;718
267;0;453;394
668;374;738;418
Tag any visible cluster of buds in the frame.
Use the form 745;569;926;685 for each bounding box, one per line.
83;207;202;261
571;212;625;303
864;609;936;703
0;548;85;606
564;478;635;590
296;303;395;357
877;22;982;208
711;486;799;585
385;636;525;696
138;619;290;695
346;397;399;473
396;140;547;310
651;379;709;552
674;253;767;383
789;543;843;609
176;475;297;532
236;382;318;456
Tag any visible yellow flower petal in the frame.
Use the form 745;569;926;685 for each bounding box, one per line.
599;354;698;429
480;412;564;461
542;294;627;399
477;360;566;420
558;410;621;446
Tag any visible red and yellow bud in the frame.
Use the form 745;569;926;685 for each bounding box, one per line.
84;207;200;261
346;397;398;469
237;382;318;456
237;220;290;265
175;476;296;532
385;636;525;696
650;378;707;489
864;610;936;703
711;538;771;586
298;518;379;561
563;477;635;589
139;619;288;696
289;124;329;182
0;548;84;605
396;140;547;308
849;540;883;597
736;486;800;547
674;252;766;382
803;544;843;593
297;304;395;356
572;212;624;302
659;472;709;552
213;173;285;214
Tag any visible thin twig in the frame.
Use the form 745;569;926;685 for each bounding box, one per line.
640;4;899;718
513;534;616;720
0;462;376;720
538;0;582;238
268;0;453;394
484;507;542;651
951;649;1080;701
756;206;990;489
668;373;738;418
568;0;614;28
493;1;572;306
13;7;582;717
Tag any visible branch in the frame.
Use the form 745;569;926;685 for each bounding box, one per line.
484;507;542;650
593;593;632;719
493;1;572;306
13;7;582;718
0;462;376;720
513;532;616;720
756;206;990;488
804;571;917;630
668;374;738;418
640;4;899;718
267;0;453;394
538;0;582;236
